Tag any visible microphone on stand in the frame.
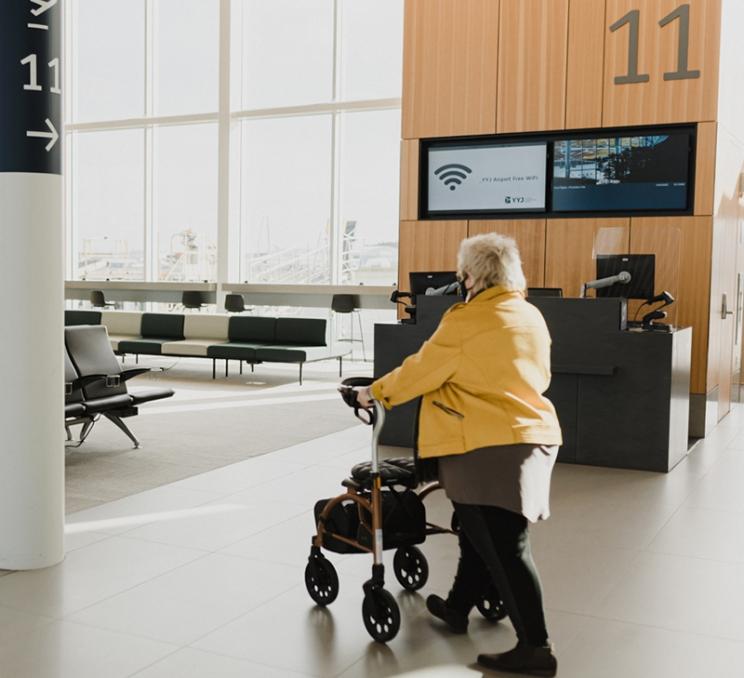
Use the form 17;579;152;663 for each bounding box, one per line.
581;270;631;297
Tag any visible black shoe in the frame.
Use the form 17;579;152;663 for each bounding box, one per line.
426;594;469;634
477;643;557;677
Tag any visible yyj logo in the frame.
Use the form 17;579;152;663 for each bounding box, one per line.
434;163;472;191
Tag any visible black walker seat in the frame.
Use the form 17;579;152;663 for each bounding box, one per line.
343;458;418;490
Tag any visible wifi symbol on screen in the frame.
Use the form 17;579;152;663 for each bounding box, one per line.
435;163;472;191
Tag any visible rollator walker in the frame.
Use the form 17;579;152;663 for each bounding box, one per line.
304;377;506;643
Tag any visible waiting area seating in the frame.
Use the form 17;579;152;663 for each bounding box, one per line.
64;310;351;385
64;325;175;448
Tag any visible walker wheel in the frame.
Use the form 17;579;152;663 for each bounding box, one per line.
393;545;429;591
305;554;339;606
477;586;507;621
362;588;400;643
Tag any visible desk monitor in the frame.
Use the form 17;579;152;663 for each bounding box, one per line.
409;271;458;296
595;254;655;300
527;287;563;298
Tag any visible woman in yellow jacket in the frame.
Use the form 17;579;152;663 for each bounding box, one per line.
356;233;562;677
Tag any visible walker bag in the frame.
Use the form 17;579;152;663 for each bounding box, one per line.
314;489;426;554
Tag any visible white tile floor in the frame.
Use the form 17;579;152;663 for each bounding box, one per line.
3;407;744;677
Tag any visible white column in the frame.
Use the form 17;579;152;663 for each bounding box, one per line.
0;2;65;569
216;0;235;307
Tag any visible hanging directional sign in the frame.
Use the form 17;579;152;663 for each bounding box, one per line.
0;1;62;174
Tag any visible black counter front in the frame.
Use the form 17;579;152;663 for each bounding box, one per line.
374;296;692;473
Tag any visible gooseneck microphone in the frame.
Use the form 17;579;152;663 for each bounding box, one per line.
580;270;631;298
584;270;631;291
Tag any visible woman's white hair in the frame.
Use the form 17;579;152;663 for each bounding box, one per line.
457;233;526;292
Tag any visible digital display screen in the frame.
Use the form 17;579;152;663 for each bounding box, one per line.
426;143;547;214
552;134;690;212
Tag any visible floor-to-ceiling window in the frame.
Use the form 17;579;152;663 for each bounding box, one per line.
64;0;402;286
66;0;219;282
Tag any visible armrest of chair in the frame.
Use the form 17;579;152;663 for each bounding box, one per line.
66;373;115;393
120;367;152;382
70;373;109;389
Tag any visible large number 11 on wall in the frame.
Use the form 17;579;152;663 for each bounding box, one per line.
610;3;701;84
602;0;718;126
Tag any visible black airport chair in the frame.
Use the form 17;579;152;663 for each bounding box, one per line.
332;294;365;361
65;325;175;448
182;290;207;311
65;309;102;326
224;294;246;313
117;313;185;357
90;290;116;309
64;349;95;446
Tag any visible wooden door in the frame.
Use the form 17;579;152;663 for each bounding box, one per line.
713;206;740;420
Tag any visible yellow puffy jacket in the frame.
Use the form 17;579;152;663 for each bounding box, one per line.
370;286;562;459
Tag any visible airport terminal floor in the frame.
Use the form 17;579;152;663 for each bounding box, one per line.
2;360;744;678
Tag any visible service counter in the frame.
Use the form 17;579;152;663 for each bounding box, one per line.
374;295;692;472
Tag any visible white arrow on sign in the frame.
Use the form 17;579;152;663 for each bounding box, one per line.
30;0;58;17
27;118;59;152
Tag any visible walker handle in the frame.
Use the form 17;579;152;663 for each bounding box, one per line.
338;377;377;426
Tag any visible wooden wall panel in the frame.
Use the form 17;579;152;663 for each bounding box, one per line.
694;122;717;216
565;0;606;129
468;220;546;287
399;140;420;221
402;0;500;139
398;221;468;295
397;0;730;411
629;217;712;394
545;219;630;298
497;0;570;133
603;0;721;127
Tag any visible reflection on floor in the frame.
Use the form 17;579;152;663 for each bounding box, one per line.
65;357;371;513
3;405;744;677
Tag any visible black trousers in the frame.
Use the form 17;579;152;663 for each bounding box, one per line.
448;502;549;647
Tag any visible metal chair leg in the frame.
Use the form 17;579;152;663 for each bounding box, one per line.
79;417;97;443
240;361;243;375
225;360;229;377
212;359;216;379
356;311;366;361
299;362;303;385
338;356;343;377
348;312;354;360
102;413;140;449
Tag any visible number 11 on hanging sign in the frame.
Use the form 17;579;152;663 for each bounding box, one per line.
610;3;701;86
0;1;62;174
